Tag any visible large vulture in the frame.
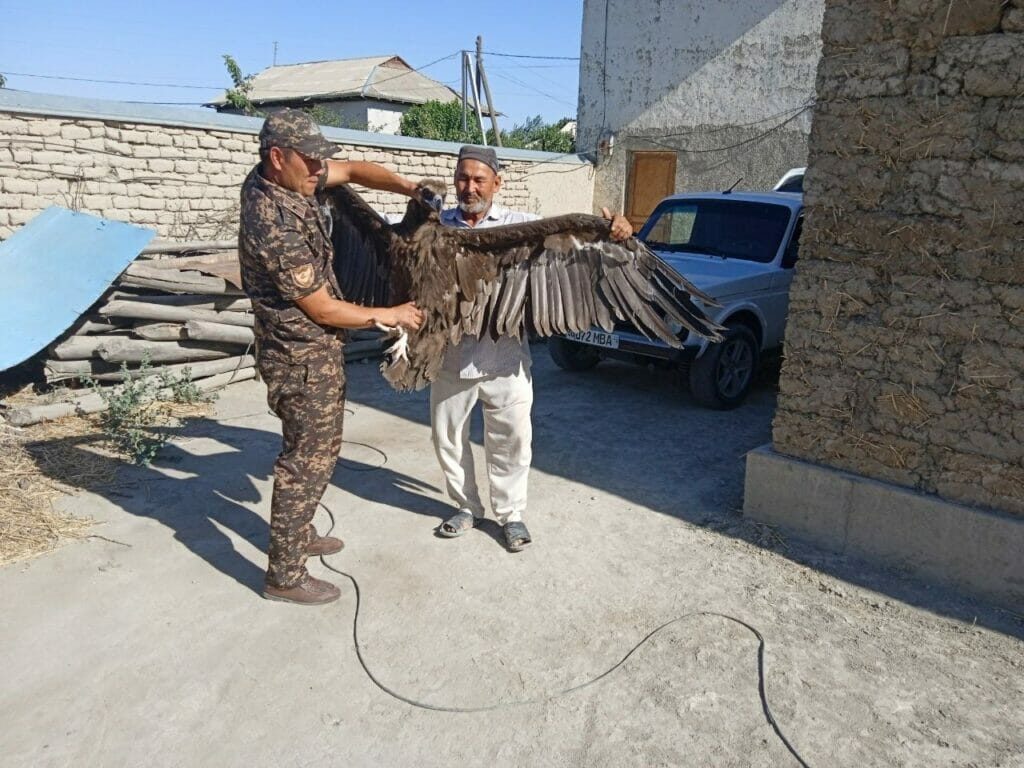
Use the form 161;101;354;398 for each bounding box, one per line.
328;180;723;391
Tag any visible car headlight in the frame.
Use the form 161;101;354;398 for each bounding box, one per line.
668;296;705;339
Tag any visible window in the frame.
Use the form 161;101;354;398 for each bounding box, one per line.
641;199;792;264
781;215;803;269
775;175;803;194
646;207;695;245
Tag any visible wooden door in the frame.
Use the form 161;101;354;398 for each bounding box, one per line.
625;151;677;230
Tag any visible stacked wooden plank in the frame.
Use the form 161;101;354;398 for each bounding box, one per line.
2;239;392;427
44;242;257;389
13;241;389;426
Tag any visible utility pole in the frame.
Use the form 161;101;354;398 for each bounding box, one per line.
475;36;502;147
273;41;278;66
460;50;468;135
463;50;486;145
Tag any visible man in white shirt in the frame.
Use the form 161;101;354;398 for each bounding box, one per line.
432;145;632;552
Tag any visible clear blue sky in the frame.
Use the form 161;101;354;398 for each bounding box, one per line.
1;0;584;128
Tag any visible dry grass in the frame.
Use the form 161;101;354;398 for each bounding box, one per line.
0;393;213;566
0;415;110;565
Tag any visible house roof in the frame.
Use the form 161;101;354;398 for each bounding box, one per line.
209;56;460;107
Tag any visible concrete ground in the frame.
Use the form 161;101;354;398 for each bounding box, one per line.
2;343;1022;768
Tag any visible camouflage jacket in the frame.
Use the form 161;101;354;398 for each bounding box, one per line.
238;165;344;362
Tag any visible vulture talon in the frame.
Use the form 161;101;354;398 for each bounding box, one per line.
382;326;409;364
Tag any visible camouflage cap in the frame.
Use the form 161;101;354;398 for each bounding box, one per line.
259;109;338;160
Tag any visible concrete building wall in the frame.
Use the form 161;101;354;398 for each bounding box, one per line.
577;0;824;211
242;100;411;134
0;91;593;241
311;100;405;134
320;101;372;132
366;104;404;134
771;0;1024;518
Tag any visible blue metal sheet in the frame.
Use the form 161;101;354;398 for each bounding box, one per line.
0;206;155;371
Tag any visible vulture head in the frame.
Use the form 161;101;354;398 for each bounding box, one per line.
401;179;446;227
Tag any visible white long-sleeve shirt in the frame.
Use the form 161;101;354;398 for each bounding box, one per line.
439;203;540;379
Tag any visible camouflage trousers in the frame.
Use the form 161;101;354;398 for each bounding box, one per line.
259;350;346;588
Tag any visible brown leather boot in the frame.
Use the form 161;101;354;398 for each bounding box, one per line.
307;535;344;556
263;574;340;605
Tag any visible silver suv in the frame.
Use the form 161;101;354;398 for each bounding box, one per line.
548;190;803;408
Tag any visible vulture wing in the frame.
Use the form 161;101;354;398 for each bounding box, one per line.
315;181;723;392
438;215;724;348
325;184;398;306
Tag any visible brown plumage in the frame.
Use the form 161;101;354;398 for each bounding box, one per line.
328;180;724;391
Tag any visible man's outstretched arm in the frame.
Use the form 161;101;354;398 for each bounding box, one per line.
295;286;423;331
323;160;418;197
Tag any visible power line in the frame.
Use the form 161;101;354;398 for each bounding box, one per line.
122;100;211;106
487;63;579;70
625;103;815;155
358;51;460;89
650;99;816;141
491;72;577;109
484;51;579;61
0;71;221;90
0;52;462;96
495;63;577;92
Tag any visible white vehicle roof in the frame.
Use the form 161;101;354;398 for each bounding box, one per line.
773;167;806;191
655;190;803;211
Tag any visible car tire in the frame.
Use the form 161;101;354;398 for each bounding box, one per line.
548;336;601;372
688;323;759;409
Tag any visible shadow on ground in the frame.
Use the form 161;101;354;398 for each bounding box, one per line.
24;415;445;595
24;342;1022;639
345;343;1024;640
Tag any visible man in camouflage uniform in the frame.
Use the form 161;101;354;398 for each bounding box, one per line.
239;109;424;605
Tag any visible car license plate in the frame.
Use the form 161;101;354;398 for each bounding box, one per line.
564;329;619;349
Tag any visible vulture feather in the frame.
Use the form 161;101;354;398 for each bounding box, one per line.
327;180;724;392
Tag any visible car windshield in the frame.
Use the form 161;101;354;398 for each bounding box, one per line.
641;198;791;264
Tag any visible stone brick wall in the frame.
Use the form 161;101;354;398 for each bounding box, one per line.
0;117;246;237
0;97;592;240
774;0;1024;516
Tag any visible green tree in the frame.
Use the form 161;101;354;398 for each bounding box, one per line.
400;100;484;144
222;54;259;115
401;103;575;153
303;104;347;129
502;115;575;153
0;73;6;88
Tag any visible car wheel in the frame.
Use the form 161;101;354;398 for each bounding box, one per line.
688;323;759;409
548;336;600;372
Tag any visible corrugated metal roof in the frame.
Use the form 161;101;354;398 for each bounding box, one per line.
0;207;155;371
211;55;460;107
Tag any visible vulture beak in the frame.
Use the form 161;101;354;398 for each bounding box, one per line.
419;187;444;214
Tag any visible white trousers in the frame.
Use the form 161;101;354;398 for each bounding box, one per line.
429;365;534;525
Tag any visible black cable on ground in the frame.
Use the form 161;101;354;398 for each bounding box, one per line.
335;441;388;472
317;502;812;767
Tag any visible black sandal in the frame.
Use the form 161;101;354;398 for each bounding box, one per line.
439;510;481;538
503;521;532;552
